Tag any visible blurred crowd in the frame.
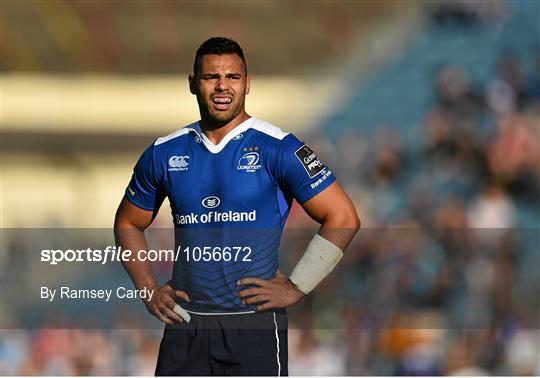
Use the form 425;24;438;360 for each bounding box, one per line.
2;328;160;375
283;47;539;375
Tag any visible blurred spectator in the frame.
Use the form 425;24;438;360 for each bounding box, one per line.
0;330;31;375
430;0;507;26
528;52;540;101
443;331;494;375
467;183;516;230
505;330;540;376
494;53;530;111
289;327;347;375
486;115;539;202
434;65;482;122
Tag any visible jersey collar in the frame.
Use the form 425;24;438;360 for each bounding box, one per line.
191;117;255;154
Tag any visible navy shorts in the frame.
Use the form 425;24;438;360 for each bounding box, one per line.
155;308;288;376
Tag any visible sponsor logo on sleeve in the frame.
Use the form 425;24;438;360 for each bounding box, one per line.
294;145;326;178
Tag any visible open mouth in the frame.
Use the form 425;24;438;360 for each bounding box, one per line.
211;96;233;110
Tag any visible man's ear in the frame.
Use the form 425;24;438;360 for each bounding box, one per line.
189;74;197;95
245;75;251;95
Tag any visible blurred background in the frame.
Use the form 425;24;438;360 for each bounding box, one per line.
1;0;539;375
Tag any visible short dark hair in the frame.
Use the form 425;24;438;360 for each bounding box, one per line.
193;37;247;78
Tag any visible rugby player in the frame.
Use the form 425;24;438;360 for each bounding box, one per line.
114;37;360;376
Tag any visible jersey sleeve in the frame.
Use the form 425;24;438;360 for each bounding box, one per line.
124;143;166;211
277;134;336;204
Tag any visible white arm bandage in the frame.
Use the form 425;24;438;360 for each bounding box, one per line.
289;234;343;294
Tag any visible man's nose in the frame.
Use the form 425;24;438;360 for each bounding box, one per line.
215;77;227;91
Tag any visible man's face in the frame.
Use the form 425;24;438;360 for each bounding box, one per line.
190;53;250;126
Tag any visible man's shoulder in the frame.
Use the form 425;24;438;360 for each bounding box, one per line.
153;122;198;147
249;118;291;142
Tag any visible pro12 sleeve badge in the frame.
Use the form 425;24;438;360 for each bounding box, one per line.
294;145;327;178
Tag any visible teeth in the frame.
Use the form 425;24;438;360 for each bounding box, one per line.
213;97;232;104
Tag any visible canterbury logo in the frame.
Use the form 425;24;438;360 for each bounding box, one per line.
169;156;189;168
168;155;189;171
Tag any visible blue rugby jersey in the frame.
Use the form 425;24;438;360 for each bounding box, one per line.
125;117;335;312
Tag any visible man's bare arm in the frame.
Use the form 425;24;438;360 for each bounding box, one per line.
114;198;189;323
301;181;361;250
114;198;157;291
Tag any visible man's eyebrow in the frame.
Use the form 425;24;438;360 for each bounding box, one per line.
200;71;243;77
200;73;220;78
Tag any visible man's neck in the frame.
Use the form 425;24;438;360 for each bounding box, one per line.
200;112;251;145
